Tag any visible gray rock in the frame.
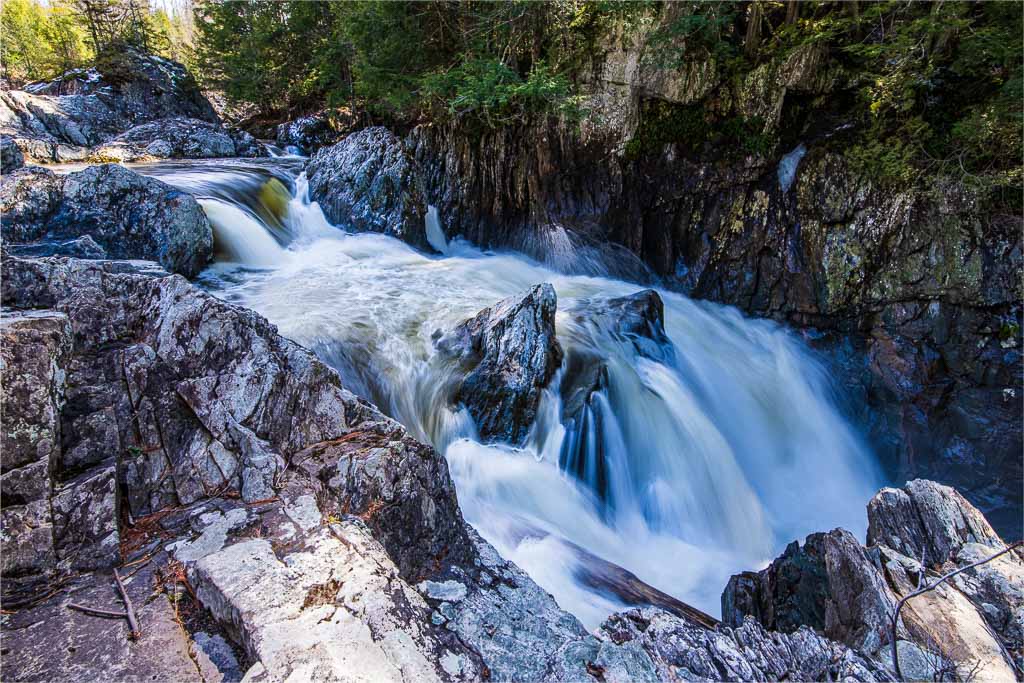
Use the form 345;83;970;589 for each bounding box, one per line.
597;608;893;682
867;479;1005;566
7;235;108;260
1;134;24;172
276;111;344;152
1;47;220;163
0;164;213;276
0;310;71;577
306;127;431;250
721;528;896;655
436;284;563;445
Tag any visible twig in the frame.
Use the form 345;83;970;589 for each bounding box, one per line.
890;540;1023;681
113;568;141;639
68;603;128;619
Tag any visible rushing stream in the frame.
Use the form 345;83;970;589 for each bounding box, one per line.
136;158;883;630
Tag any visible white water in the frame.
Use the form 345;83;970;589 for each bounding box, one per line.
157;161;882;630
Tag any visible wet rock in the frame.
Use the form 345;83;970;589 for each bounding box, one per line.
437;284;563;445
723;480;1023;680
7;235;108;260
597;608;893;682
275;110;347;153
306;126;431;250
0;164;213;277
1;133;24;172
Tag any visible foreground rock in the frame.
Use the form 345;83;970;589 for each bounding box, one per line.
1;254;890;681
306;127;431;250
0;164;212;276
0;47;262;162
436;284;563;445
723;479;1023;681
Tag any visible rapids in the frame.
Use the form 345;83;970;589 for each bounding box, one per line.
138;159;883;630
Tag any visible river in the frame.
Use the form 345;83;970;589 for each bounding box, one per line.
135;157;883;630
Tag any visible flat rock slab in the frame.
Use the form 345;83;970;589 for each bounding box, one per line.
1;563;201;682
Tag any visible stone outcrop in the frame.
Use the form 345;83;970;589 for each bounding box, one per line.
0;164;213;276
435;284;563;445
306;127;431;250
723;479;1023;682
1;48;262;162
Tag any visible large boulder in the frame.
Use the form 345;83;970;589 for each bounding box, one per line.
306;126;431;250
436;284;563;445
0;48;262;162
275;110;348;153
0;164;213;276
723;480;1023;681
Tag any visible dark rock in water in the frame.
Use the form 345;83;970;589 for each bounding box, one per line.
306;126;431;250
99;117;235;159
598;608;894;682
275;110;346;153
0;164;212;276
1;134;24;172
723;479;1023;679
437;283;563;445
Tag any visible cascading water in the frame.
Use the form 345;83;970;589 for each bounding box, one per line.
138;159;883;630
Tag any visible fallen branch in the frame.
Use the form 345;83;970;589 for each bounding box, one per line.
68;603;128;619
890;540;1023;681
113;568;141;639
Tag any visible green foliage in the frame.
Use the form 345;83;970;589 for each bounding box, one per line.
646;1;739;67
1;0;92;84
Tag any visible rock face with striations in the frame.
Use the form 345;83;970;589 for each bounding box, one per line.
306;126;431;250
0;164;212;276
436;284;564;445
723;479;1023;682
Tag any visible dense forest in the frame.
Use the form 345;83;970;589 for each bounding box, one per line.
2;0;1020;199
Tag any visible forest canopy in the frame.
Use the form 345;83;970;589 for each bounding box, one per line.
1;0;1020;193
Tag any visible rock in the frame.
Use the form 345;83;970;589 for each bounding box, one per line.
1;565;204;682
1;133;24;172
288;420;474;581
0;164;213;277
7;235;108;260
1;47;223;163
721;528;896;655
867;479;1005;566
597;608;893;682
0;311;71;578
723;480;1023;680
306;127;431;250
436;284;563;445
276;110;347;152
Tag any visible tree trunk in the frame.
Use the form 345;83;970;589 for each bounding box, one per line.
744;2;763;60
785;1;799;25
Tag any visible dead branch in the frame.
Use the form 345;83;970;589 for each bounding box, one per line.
890;540;1023;681
68;603;128;619
113;568;141;639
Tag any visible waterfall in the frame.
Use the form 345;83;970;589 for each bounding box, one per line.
139;158;883;630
